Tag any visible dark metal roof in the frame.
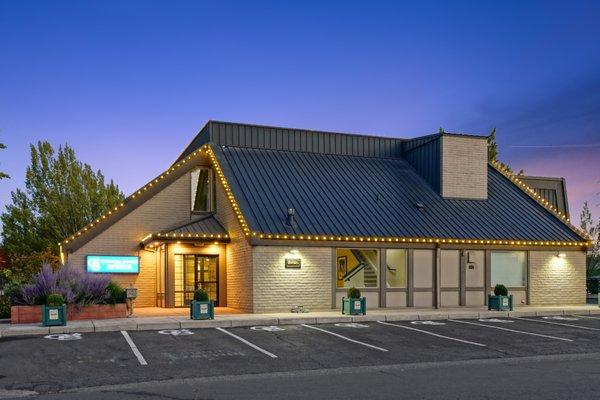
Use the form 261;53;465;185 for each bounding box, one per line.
176;120;406;162
162;215;228;236
213;145;584;242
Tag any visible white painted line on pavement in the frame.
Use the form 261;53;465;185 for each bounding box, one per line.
301;324;388;352
121;330;148;366
377;321;487;347
449;319;573;342
574;314;600;320
512;317;600;331
216;327;278;359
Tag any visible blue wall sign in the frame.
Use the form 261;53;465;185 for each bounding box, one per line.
86;255;139;274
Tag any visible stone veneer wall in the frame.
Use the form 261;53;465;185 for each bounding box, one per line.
441;135;488;200
67;173;193;307
528;250;586;305
252;246;332;313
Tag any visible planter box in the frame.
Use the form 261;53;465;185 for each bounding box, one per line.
190;300;214;320
42;305;67;326
488;294;513;311
11;304;127;324
342;297;366;315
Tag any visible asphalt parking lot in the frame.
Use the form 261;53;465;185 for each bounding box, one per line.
2;314;600;398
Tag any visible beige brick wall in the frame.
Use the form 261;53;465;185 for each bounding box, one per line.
441;135;488;200
253;246;332;313
529;251;586;305
215;182;253;312
67;172;194;307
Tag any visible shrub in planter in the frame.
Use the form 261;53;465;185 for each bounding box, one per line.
488;284;513;311
190;288;214;320
342;287;366;315
494;284;508;296
107;281;126;305
42;293;67;326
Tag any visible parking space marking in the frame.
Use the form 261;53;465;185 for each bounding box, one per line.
574;314;600;320
449;319;573;342
300;324;388;352
216;327;278;359
377;321;486;347
512;317;600;331
44;333;83;341
250;326;285;332
334;323;369;328
158;329;194;336
121;331;148;366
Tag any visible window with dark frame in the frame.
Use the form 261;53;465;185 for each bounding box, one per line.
191;167;213;212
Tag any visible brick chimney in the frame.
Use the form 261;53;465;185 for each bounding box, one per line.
440;134;488;200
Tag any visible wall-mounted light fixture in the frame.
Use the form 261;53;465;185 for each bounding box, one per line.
556;252;566;258
289;248;299;255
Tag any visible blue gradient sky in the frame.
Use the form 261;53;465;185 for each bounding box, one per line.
1;1;599;226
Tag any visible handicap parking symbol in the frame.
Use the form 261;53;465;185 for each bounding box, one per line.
411;321;446;325
250;326;285;332
542;316;579;321
158;329;194;336
334;323;369;328
44;333;82;341
478;318;514;323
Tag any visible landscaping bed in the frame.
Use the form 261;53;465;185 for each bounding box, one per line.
11;303;127;324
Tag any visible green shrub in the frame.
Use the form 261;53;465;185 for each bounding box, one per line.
494;284;508;296
46;293;64;306
193;288;209;302
3;283;23;305
107;281;126;304
0;296;10;319
346;287;361;299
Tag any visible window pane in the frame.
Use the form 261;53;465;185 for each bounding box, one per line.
191;168;210;212
491;251;526;287
336;249;379;288
174;255;183;307
386;249;407;288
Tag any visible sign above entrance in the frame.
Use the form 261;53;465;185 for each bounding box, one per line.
86;255;139;274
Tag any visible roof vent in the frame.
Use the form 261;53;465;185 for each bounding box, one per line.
415;202;427;212
285;208;297;227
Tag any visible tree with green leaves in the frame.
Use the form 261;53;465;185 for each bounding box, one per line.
486;127;524;175
487;128;498;162
0;143;9;180
580;202;600;290
1;141;124;281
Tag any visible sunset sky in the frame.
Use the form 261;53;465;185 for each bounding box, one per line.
1;1;599;226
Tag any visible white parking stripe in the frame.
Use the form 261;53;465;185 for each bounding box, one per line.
512;317;600;331
574;314;600;320
301;324;389;352
448;319;573;342
120;331;148;366
216;327;278;359
377;321;487;347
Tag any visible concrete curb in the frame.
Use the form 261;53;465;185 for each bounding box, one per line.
1;307;599;338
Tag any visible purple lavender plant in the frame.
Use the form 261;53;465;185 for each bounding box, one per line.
19;264;57;305
16;263;111;306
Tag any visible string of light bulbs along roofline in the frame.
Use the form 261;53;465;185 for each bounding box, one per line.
59;144;592;249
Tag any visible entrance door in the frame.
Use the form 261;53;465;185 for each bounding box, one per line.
195;255;219;305
176;254;219;306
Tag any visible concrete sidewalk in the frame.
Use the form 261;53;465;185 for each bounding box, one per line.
2;305;599;338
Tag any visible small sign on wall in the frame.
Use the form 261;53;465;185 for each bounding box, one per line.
285;258;301;269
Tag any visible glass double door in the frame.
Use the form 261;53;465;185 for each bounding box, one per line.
176;254;219;306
